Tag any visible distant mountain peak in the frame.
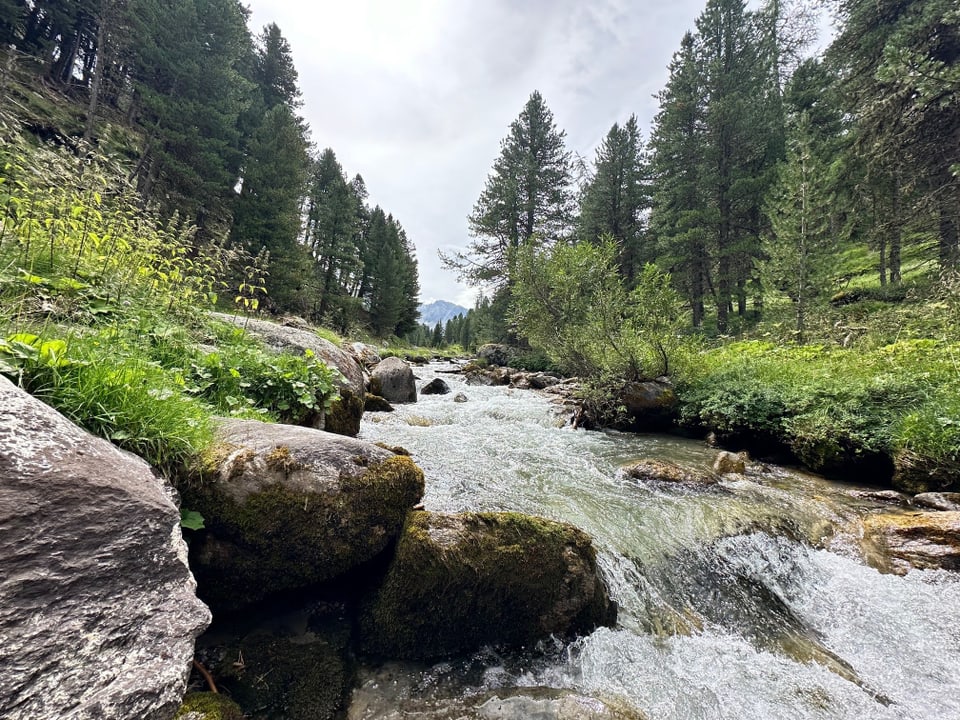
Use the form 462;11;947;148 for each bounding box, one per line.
418;300;468;325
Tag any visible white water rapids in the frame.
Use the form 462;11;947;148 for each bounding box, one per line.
356;363;960;720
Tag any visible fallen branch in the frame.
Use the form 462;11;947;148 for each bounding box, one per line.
192;658;219;694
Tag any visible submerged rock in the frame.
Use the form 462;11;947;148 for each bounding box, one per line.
347;673;645;720
421;378;451;395
912;492;960;512
211;313;366;437
862;511;960;574
185;419;424;611
371;356;418;403
622;459;720;488
0;376;210;720
713;450;748;475
359;511;616;660
454;392;469;403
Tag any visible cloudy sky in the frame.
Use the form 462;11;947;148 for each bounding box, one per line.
243;0;827;308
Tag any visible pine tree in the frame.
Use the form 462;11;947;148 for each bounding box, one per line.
578;115;650;285
126;0;252;233
303;148;361;320
763;113;832;342
443;90;573;289
649;32;711;327
829;0;960;269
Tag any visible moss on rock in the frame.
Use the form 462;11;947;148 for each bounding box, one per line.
324;388;365;437
358;511;616;660
218;632;349;720
174;692;245;720
364;393;395;412
185;421;425;612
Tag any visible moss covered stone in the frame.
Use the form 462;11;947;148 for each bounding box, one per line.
174;693;245;720
218;632;349;720
364;393;395;413
185;419;425;612
324;388;365;437
358;511;616;660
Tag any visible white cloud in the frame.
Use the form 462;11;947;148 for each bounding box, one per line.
243;0;828;306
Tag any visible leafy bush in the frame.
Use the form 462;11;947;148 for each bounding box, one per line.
511;239;686;380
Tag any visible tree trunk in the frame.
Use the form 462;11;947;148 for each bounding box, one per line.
890;170;902;284
83;15;108;145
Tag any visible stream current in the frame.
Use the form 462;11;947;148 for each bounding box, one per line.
356;363;960;720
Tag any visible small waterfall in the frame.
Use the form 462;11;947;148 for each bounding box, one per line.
357;363;960;719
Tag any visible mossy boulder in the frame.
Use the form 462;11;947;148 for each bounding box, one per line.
892;450;960;493
619;379;678;430
184;419;424;612
217;631;348;720
210;313;366;437
477;343;513;367
358;511;616;660
174;693;244;720
861;511;960;574
713;450;748;475
622;459;720;488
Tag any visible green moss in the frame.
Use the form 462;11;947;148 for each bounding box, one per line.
174;692;244;720
364;393;394;413
186;455;425;611
323;388;365;436
359;511;615;660
219;632;349;720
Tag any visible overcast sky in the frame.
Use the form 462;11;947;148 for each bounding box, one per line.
243;0;828;308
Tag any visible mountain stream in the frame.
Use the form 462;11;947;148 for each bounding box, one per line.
353;363;960;720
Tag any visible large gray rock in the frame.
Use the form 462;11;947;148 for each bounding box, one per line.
421;378;451;395
477;344;513;367
370;356;418;403
359;511;616;660
211;313;366;436
185;418;424;611
0;376;210;720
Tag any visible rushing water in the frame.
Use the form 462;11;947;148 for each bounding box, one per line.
356;363;960;720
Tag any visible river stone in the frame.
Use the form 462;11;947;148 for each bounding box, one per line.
371;356;418;403
892;450;960;493
349;341;382;369
713;450;748;475
453;392;468;403
348;673;645;720
365;392;395;412
184;418;424;611
623;459;720;488
421;377;451;395
619;378;678;430
358;511;616;660
912;492;960;511
174;693;244;720
0;376;210;720
216;631;349;720
861;511;960;574
210;312;366;436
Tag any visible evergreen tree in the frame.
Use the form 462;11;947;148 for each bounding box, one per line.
303;148;361;320
763;113;832;342
578;114;650;285
829;0;960;269
230;104;310;313
695;0;774;331
649;32;711;327
126;0;251;233
444;90;573;289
